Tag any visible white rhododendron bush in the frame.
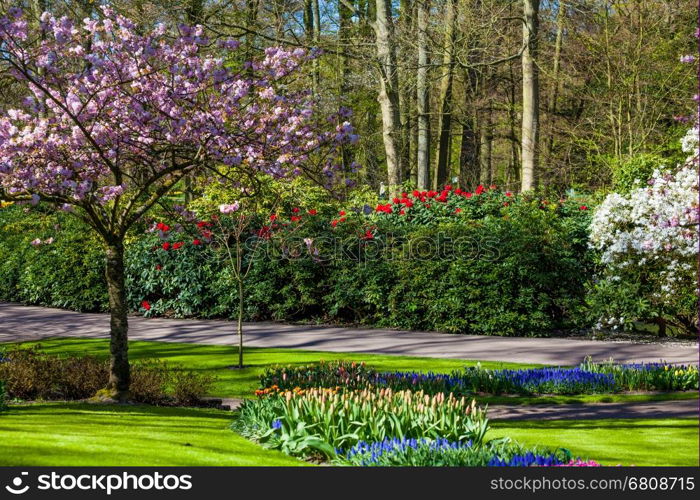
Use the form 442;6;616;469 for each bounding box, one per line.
588;127;699;334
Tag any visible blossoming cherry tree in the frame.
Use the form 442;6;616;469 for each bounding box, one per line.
0;8;356;400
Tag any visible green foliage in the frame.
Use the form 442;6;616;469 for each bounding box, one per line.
0;194;594;336
611;153;668;193
233;388;489;458
0;205;108;311
0;379;6;412
580;358;698;392
0;345;215;406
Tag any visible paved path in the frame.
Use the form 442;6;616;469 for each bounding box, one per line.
486;399;698;421
1;302;697;365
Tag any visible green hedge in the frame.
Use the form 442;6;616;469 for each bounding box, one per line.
0;199;593;336
0;206;108;312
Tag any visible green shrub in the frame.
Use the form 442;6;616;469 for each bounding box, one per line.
0;205;108;312
611;153;668;193
0;379;6;412
0;190;594;337
233;388;489;458
0;346;214;406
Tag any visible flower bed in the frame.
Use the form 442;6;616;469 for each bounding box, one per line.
233;383;600;467
234;387;489;458
334;437;587;467
260;359;698;396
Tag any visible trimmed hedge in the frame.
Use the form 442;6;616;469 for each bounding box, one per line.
0;198;593;336
0;206;108;312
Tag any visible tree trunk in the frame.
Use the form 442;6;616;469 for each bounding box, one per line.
104;242;130;400
312;0;321;95
479;103;493;185
338;0;355;190
545;0;565;164
433;0;457;189
520;0;539;192
373;0;404;189
237;278;245;368
416;0;430;189
459;116;478;188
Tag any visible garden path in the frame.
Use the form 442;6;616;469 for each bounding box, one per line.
0;302;697;365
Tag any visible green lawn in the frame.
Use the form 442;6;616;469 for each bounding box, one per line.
4;338;696;406
3;337;543;400
0;403;305;466
1;337;697;467
489;418;699;466
1;404;695;466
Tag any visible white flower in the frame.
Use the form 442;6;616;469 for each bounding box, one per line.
219;202;240;214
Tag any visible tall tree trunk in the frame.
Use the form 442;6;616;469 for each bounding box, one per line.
508;55;520;188
479;103;492;185
104;242;130;400
338;0;355;195
433;0;457;189
398;0;413;181
184;0;205;205
545;0;565;164
459;115;478;188
416;0;430;189
520;0;539;192
312;0;321;95
373;0;404;189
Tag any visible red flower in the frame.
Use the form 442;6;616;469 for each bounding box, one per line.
172;242;184;250
331;219;339;227
339;210;346;216
505;191;513;197
475;185;485;195
155;264;162;271
376;203;393;214
291;215;302;222
444;185;452;191
362;230;374;240
141;300;151;311
339;217;346;222
401;192;408;198
156;222;170;232
269;214;277;221
399;209;406;215
201;230;212;239
454;208;462;214
579;205;588;211
427;191;437;198
489;184;497;190
412;190;421;198
503;202;509;207
464;192;472;199
392;197;401;204
192;239;201;245
308;209;318;216
196;221;210;228
161;242;171;251
292;207;300;213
